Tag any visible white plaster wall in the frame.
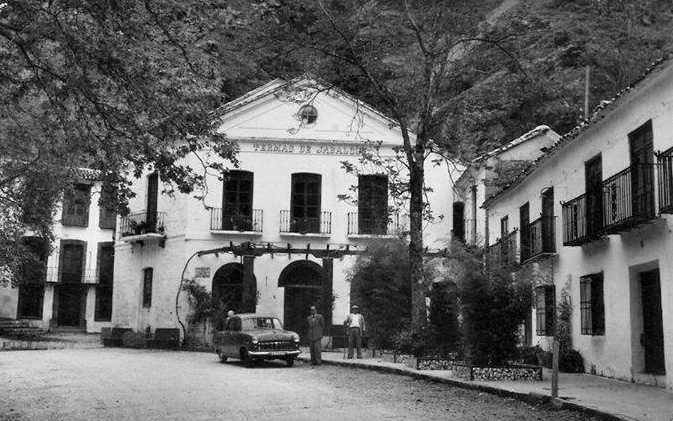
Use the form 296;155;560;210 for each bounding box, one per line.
485;65;673;389
0;180;115;332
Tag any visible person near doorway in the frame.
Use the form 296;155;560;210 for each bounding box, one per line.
344;305;365;359
307;305;325;366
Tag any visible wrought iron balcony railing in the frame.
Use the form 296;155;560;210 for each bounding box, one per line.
209;208;263;232
602;164;655;234
280;210;331;235
522;216;556;261
657;147;673;214
347;212;401;236
487;229;518;267
119;211;166;237
563;164;657;246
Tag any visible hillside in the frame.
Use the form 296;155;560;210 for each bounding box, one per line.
442;0;673;158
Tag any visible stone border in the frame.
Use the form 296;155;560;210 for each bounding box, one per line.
416;357;543;381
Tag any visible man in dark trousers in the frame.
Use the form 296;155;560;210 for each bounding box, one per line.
307;305;325;366
344;304;366;359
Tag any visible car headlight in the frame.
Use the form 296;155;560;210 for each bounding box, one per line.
291;333;300;342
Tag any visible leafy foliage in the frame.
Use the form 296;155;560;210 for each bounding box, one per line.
448;243;533;365
348;238;411;350
0;0;274;283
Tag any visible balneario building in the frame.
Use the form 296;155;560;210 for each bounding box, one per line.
111;76;456;346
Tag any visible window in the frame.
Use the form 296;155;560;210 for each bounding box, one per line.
535;285;555;336
452;202;466;243
298;104;318;125
358;175;388;234
146;173;159;231
58;240;86;283
62;184;91;227
585;155;603;235
98;185;117;230
500;216;509;237
142;268;153;308
580;273;605;335
290;173;321;233
519;202;530;260
222;171;254;230
95;243;114;321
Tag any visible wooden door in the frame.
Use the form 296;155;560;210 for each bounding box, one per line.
585;155;603;235
629;121;654;217
641;269;665;374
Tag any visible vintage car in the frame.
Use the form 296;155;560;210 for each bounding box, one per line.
213;313;301;367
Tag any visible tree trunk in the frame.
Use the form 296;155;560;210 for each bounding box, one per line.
409;152;426;331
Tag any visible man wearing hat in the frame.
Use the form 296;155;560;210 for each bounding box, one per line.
344;304;366;359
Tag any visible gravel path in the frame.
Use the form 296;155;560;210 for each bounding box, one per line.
0;348;599;421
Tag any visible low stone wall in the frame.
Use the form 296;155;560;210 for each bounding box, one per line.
416;357;542;381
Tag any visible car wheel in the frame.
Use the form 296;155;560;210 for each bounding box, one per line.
240;348;255;368
286;358;295;367
217;349;228;363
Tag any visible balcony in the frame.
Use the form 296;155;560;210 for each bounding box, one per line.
209;208;263;233
562;164;657;246
657;147;673;213
119;211;166;246
522;216;556;262
602;164;655;234
280;210;331;235
347;212;402;237
487;229;518;268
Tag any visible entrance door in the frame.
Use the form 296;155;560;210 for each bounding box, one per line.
629;121;655;217
284;286;321;345
57;284;84;327
585;155;603;235
641;269;665;374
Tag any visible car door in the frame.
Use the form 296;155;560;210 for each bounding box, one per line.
221;317;240;357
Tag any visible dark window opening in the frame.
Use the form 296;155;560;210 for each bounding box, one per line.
59;240;85;283
358;174;388;235
142;268;153;308
585;155;603;235
291;173;321;233
519;202;530;260
62;184;91;227
535;285;555;336
98;185;117;230
452;202;466;243
222;171;254;231
580;273;605;336
500;216;509;237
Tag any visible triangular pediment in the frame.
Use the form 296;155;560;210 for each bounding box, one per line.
215;76;409;146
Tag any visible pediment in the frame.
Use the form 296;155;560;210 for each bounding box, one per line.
215;77;409;146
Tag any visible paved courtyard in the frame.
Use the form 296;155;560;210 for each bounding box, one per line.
0;348;600;421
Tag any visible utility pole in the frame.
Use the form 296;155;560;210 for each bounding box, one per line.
584;65;591;120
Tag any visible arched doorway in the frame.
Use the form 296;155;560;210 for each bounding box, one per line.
212;263;256;329
278;260;325;344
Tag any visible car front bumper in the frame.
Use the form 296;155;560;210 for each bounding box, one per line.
248;349;302;359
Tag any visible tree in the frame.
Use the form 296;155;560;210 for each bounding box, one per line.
0;0;272;285
256;0;519;331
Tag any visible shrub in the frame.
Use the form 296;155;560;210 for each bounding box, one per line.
560;349;584;373
429;280;461;357
348;239;411;350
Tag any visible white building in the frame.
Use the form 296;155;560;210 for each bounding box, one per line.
111;76;456;345
0;170;116;333
452;126;560;246
482;57;673;390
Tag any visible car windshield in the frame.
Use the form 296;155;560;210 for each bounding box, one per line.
241;317;283;330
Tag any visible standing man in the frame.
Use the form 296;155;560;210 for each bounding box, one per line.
344;305;365;359
307;305;325;366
